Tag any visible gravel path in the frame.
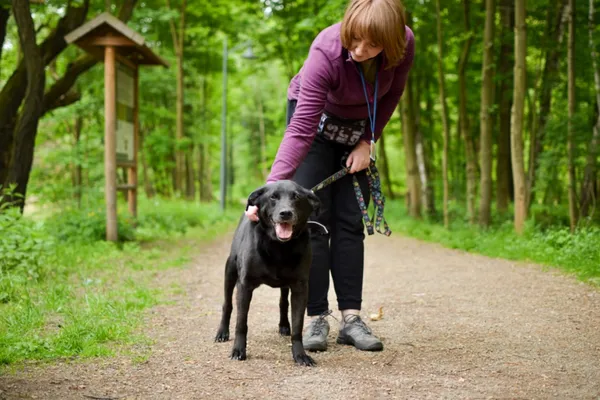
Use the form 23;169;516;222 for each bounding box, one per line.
1;232;599;400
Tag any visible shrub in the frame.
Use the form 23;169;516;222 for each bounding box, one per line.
44;207;136;243
0;191;54;303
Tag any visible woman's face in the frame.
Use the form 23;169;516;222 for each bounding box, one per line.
348;36;383;62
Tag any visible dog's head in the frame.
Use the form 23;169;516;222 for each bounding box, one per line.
246;180;320;243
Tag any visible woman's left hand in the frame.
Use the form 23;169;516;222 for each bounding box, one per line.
346;140;371;173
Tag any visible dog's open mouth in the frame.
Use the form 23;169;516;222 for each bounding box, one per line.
274;222;294;241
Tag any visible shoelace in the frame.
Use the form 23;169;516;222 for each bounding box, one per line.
308;310;335;337
343;315;372;335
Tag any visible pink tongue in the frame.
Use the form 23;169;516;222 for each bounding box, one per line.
275;222;293;239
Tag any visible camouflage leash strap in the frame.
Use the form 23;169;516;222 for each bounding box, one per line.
310;157;391;237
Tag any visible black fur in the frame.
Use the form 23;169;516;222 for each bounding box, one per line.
215;180;320;366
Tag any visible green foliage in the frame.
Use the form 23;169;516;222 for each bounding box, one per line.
44;206;136;243
135;197;239;241
0;196;240;367
386;201;600;284
0;188;54;303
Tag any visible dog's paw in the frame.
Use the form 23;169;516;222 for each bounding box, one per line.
230;347;247;361
279;325;291;336
215;329;230;342
293;352;316;367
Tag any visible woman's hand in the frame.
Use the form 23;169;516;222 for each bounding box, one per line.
346;140;371;173
245;205;260;222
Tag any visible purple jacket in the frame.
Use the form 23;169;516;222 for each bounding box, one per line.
267;22;415;183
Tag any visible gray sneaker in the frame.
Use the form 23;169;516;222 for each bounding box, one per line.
336;315;383;351
302;311;331;352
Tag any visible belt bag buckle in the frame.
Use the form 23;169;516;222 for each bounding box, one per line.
318;112;367;146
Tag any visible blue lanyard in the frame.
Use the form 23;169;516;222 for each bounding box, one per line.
357;62;378;160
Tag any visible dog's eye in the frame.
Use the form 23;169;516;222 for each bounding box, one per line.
291;192;300;200
270;193;280;200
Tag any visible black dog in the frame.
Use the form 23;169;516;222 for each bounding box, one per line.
214;180;320;366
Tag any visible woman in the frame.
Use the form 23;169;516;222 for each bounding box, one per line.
246;0;414;352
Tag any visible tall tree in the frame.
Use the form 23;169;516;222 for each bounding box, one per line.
459;0;477;224
511;0;528;234
198;74;213;202
398;11;421;219
166;0;187;196
479;0;496;227
527;0;568;208
496;0;515;213
378;133;396;200
414;72;435;216
0;0;138;210
435;0;451;228
400;67;422;218
0;8;9;74
567;0;578;230
6;0;45;210
581;0;600;218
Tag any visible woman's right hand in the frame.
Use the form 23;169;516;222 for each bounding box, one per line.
245;205;259;222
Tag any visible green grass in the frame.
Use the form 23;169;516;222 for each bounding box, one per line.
384;200;600;285
0;197;241;368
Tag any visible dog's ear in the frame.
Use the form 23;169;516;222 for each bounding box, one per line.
305;189;321;216
246;185;269;211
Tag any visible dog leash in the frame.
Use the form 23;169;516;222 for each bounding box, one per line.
309;59;391;236
310;157;391;237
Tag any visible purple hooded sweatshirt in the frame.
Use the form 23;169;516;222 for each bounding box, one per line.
266;22;415;184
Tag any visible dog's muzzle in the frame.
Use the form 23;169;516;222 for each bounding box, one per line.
273;210;296;242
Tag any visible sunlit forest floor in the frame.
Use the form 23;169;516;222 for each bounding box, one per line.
1;231;599;399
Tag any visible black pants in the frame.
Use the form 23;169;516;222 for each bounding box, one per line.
286;100;371;316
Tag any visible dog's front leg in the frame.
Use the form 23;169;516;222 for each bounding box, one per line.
290;281;316;366
231;282;254;360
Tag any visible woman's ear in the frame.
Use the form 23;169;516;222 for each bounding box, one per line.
246;185;269;211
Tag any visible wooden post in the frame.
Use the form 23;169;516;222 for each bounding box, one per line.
105;45;118;241
64;13;170;241
128;67;139;218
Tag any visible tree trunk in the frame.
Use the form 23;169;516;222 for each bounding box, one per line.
139;126;155;198
527;0;568;208
175;52;185;194
496;0;515;213
415;130;434;215
424;77;437;212
228;116;234;189
186;153;195;199
581;0;600;218
0;2;89;188
511;0;528;234
201;144;214;202
198;75;213;202
198;144;213;202
479;0;496;227
0;8;9;75
167;0;187;195
567;0;578;231
435;0;451;227
257;93;268;180
413;70;435;217
377;132;395;200
400;75;422;219
71;116;83;208
0;0;137;211
459;0;477;224
1;0;46;211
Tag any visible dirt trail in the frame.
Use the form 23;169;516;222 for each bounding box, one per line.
1;232;599;400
